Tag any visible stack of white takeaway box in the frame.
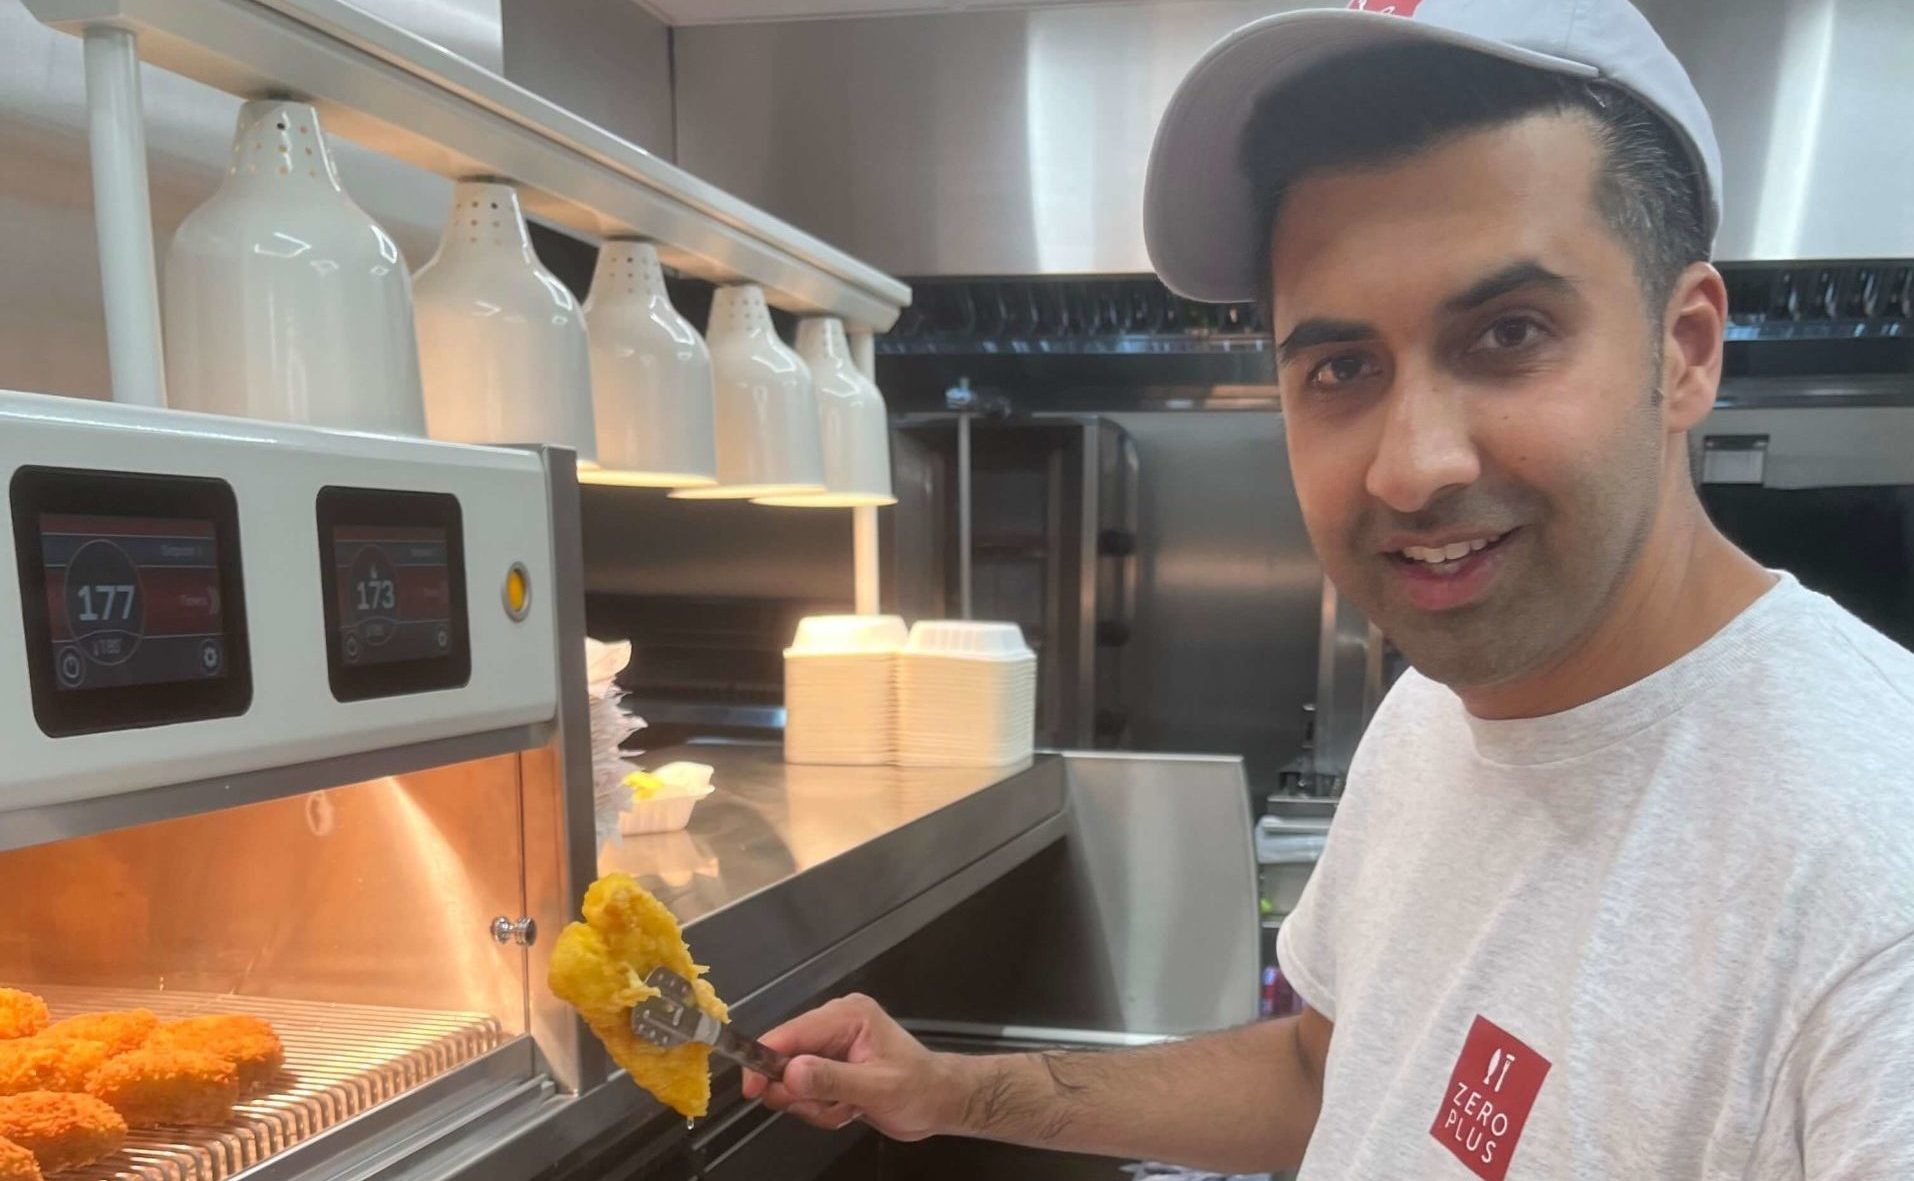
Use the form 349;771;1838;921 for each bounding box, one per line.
783;617;1036;768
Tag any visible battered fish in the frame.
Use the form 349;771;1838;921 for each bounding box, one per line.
41;1010;156;1056
0;1137;41;1181
149;1015;284;1094
0;1091;126;1174
0;994;46;1042
0;1038;110;1097
86;1048;238;1127
548;873;729;1118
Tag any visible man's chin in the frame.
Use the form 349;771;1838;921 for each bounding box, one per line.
1367;603;1536;691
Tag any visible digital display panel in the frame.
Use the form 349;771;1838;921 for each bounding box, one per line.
331;524;454;667
41;513;229;690
11;467;251;736
316;487;469;701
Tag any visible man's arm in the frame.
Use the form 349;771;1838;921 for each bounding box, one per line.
1792;933;1914;1178
741;993;1333;1173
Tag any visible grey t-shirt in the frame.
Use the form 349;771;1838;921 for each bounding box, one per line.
1279;574;1914;1180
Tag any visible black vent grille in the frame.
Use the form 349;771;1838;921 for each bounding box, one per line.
881;276;1267;356
880;264;1913;358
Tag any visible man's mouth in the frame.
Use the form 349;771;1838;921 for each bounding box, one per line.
1389;529;1513;576
1378;528;1518;612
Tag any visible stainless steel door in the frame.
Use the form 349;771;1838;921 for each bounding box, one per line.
888;414;1134;749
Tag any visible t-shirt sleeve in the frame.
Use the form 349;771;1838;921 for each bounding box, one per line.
1275;861;1339;1019
1273;676;1424;1021
1792;932;1914;1179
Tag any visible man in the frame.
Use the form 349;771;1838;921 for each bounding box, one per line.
745;2;1914;1175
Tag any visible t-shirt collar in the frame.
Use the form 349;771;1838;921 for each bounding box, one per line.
1461;572;1802;766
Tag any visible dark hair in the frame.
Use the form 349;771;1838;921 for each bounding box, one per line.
1242;43;1707;320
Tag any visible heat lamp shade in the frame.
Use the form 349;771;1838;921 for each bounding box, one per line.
669;284;824;500
754;316;896;507
412;180;596;463
163;99;426;435
580;241;718;488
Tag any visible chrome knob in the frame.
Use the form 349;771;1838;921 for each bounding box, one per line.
491;915;537;946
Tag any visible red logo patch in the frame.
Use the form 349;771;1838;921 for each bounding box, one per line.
1346;0;1426;14
1428;1016;1551;1180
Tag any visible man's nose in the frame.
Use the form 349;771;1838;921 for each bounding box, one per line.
1364;369;1481;514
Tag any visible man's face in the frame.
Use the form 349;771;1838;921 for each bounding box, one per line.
1269;113;1670;689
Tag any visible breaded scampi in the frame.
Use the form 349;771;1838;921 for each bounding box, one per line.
0;994;47;1042
0;1091;126;1174
40;1010;156;1056
0;1037;110;1096
0;1136;40;1181
150;1015;284;1094
85;1048;238;1127
548;873;729;1119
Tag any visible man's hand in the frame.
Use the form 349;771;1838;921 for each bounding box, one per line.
741;993;960;1140
743;992;1334;1173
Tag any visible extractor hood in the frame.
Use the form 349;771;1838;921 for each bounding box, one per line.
674;0;1914;275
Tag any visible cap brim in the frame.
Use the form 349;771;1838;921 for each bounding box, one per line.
1143;10;1597;305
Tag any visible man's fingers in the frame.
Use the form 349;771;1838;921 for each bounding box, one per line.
783;1099;860;1130
785;1054;887;1108
757;1003;864;1060
741;1069;768;1101
748;996;900;1120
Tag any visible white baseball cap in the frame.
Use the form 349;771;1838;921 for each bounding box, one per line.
1143;0;1722;304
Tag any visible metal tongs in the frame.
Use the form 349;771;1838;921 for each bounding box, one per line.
629;966;791;1082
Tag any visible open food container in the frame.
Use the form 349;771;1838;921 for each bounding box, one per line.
618;761;719;835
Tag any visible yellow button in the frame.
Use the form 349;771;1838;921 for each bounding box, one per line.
504;564;530;619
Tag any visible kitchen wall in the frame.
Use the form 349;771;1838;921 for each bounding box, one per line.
673;0;1914;274
501;0;676;159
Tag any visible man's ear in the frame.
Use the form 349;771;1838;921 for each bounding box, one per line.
1660;261;1726;433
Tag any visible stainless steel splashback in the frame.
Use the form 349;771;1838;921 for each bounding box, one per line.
500;0;676;158
1636;0;1914;262
346;0;503;71
675;0;1303;277
675;0;1914;275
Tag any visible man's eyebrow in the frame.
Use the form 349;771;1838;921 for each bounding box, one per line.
1442;259;1578;313
1275;318;1377;364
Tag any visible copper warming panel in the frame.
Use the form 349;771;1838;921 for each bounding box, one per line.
33;985;504;1181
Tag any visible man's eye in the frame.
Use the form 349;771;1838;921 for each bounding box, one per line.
1470;315;1550;353
1306;352;1381;389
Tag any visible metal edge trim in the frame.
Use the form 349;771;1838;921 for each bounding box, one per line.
0;722;548;854
532;443;612;1093
903;1020;1179;1049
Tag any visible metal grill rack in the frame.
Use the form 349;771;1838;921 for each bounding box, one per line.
33;986;504;1181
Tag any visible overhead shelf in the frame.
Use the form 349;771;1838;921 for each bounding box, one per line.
25;0;912;331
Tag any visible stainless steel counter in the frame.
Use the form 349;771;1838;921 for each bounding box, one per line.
390;745;1068;1181
600;743;1066;1022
